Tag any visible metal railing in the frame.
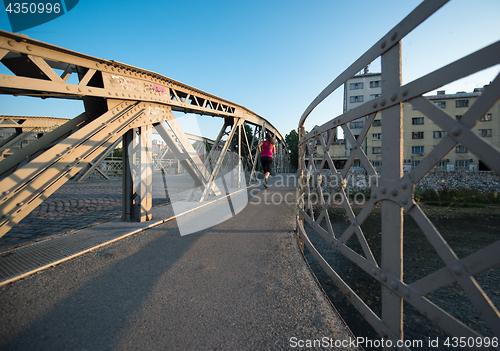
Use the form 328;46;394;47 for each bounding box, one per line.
297;0;500;349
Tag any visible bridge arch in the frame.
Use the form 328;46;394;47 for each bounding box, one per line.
0;30;289;237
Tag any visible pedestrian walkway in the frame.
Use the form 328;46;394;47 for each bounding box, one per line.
0;175;359;350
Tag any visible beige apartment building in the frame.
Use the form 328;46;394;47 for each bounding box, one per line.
313;72;499;172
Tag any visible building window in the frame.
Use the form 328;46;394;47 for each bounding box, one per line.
479;129;492;137
370;81;381;88
455;145;468;153
372;147;382;154
412;160;421;167
350;121;364;129
456;160;469;168
480;113;492;122
412;146;424;154
456;99;469;108
412;105;418;110
412;117;424;125
370;94;381;100
372;119;381;126
350;83;364;90
456;115;462;120
372;161;382;167
350;95;364;103
437;160;447;168
412;132;424;139
434;101;446;108
372;133;382;140
433;131;445;138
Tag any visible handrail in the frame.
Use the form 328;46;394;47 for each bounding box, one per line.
296;0;500;348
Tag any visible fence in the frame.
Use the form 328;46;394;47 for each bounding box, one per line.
296;0;500;349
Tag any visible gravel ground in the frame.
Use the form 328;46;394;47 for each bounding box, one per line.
301;204;500;351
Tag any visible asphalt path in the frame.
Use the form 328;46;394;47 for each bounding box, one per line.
0;177;359;350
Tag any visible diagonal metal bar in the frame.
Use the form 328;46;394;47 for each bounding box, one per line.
410;240;500;296
409;204;500;337
200;118;244;202
299;0;449;128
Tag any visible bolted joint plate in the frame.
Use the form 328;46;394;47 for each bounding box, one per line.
370;175;415;212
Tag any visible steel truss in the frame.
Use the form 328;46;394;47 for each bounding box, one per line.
0;30;289;237
297;0;500;348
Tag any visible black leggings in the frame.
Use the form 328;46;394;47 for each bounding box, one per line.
261;156;273;173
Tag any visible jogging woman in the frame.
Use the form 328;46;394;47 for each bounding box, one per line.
258;132;275;188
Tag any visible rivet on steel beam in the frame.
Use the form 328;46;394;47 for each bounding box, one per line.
115;92;119;96
390;93;397;102
108;92;112;95
96;63;100;68
8;40;15;46
381;40;386;49
402;89;409;97
391;281;399;290
452;265;462;275
381;273;387;282
372;268;377;276
401;198;408;205
372;102;377;109
451;127;461;137
26;45;32;51
401;181;408;189
372;193;377;199
17;202;24;207
380;186;387;194
66;86;71;91
380;98;386;107
391;32;398;41
2;190;10;195
391;187;398;196
372;177;377;185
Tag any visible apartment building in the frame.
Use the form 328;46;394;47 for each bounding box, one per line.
314;75;499;172
367;87;498;171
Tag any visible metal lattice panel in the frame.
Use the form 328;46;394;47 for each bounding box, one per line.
297;0;500;348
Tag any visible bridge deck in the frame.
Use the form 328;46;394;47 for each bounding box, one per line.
0;175;358;350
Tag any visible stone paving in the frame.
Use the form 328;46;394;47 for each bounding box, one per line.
0;174;195;252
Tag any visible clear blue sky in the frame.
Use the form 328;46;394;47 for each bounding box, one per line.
0;0;499;140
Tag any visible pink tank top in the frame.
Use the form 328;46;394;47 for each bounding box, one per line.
261;140;273;158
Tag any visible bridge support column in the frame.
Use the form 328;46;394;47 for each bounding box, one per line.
122;126;153;222
380;40;403;345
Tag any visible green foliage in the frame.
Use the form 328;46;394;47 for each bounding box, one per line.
111;147;122;158
285;129;299;171
415;187;500;206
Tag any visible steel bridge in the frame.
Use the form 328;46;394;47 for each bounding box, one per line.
297;0;500;349
0;30;290;237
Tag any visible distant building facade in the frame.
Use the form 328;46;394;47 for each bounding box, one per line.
313;72;498;172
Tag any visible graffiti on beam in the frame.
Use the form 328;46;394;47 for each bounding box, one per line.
146;105;167;123
144;83;169;96
111;75;142;92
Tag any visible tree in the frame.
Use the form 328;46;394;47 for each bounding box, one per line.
285;129;299;171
